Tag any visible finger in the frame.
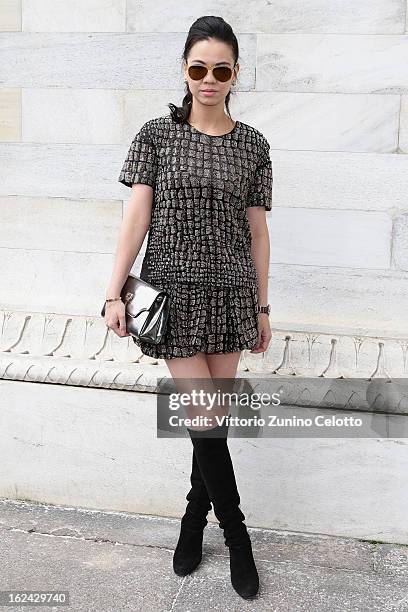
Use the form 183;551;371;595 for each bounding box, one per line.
119;317;128;335
258;330;269;352
255;330;262;350
257;337;266;352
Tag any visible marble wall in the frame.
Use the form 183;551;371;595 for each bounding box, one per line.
2;0;408;540
1;1;408;339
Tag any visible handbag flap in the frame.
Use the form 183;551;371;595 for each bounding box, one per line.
122;274;167;319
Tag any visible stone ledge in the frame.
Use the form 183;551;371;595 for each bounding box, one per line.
2;353;408;413
1;309;408;413
0;309;407;378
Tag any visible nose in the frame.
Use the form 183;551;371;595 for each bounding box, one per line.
203;69;217;84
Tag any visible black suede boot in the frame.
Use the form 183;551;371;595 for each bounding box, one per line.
173;448;212;576
187;423;259;599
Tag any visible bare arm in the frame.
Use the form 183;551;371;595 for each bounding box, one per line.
247;206;271;353
104;183;153;337
106;183;153;299
247;207;270;307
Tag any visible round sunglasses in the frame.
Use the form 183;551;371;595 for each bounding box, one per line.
187;63;235;83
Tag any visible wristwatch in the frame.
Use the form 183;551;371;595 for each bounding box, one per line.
258;304;270;315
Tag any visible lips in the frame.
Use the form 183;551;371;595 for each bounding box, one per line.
201;90;217;92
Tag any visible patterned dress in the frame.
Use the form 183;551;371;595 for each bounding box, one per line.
118;114;273;359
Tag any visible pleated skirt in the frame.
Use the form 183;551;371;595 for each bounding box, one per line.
132;280;259;360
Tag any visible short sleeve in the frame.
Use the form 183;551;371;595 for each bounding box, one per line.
118;121;158;189
246;137;273;211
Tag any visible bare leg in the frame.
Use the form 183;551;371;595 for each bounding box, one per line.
166;352;215;576
205;351;241;380
165;352;228;431
167;350;259;598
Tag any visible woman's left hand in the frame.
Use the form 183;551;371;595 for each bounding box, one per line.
250;314;272;353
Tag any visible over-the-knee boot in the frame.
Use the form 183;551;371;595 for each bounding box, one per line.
188;424;259;599
173;448;212;576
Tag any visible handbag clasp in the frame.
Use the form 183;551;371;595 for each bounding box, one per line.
124;291;134;304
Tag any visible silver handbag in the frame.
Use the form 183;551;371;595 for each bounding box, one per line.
101;273;170;344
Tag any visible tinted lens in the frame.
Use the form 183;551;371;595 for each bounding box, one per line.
188;65;233;82
213;67;233;82
188;65;208;80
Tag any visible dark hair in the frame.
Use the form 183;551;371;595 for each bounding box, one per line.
168;16;239;124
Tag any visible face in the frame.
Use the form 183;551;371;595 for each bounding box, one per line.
183;38;239;107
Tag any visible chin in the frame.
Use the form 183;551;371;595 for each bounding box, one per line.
197;95;221;105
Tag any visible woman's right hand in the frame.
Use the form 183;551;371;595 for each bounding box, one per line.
104;300;130;337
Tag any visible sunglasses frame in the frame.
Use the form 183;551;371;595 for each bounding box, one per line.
187;62;236;83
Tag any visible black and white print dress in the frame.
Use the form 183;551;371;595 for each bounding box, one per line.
118;114;273;359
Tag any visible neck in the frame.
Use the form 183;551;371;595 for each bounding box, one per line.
188;103;234;131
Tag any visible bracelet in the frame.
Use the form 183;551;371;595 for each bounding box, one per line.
105;297;122;305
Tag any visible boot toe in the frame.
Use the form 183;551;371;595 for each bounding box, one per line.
173;526;205;576
229;542;259;599
231;573;259;599
173;551;202;576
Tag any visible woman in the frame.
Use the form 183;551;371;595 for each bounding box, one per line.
103;16;272;600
